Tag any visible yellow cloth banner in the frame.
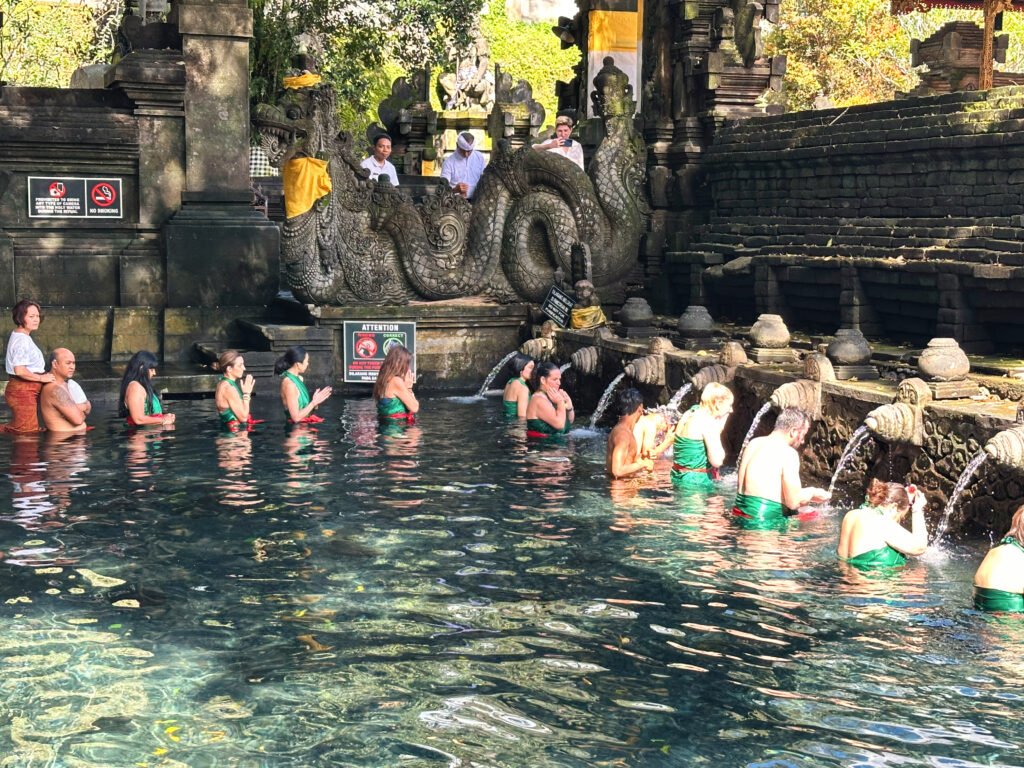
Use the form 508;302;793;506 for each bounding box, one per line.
283;72;322;89
570;306;607;329
283;157;332;218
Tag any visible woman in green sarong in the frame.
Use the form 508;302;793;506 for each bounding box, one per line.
670;382;733;491
501;354;534;419
373;344;418;422
119;350;176;428
973;504;1024;613
837;478;928;570
214;350;260;431
275;346;332;424
525;362;574;438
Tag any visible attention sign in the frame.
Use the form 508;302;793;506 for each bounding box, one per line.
28;177;123;219
343;321;417;384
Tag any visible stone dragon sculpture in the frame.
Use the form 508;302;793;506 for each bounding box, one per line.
253;58;647;306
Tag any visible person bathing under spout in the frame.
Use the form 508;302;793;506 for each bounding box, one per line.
607;388;654;479
734;407;830;524
837;479;928;570
973;503;1024;613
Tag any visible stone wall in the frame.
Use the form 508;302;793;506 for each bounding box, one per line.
668;87;1024;354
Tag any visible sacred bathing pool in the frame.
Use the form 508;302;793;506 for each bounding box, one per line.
0;0;1023;764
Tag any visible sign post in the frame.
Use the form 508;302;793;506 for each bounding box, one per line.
541;285;576;327
28;177;123;219
343;321;417;384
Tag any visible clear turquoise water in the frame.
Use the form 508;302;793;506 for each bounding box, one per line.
0;396;1020;767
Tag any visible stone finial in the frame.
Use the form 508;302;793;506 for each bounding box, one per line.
864;402;924;446
570;346;600;377
827;328;872;366
591;57;635;119
749;313;791;349
918;337;970;382
769;380;822;420
719;341;748;367
677;305;714;338
804;352;836;383
985;426;1024;471
618;297;655;328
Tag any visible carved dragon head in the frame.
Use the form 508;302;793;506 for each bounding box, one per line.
252;83;339;168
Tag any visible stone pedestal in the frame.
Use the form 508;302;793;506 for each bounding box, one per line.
748;347;797;364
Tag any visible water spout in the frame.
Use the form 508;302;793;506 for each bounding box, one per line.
737;401;773;468
769;380;822;421
863;402;924;446
934;452;989;544
623;354;664;386
570;346;600;377
984;425;1024;472
690;364;735;391
476;351;518;398
827;425;873;498
666;382;693;412
590;372;627;429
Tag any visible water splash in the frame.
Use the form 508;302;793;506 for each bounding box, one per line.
736;401;772;469
589;373;627;429
476;351;518;398
666;382;693;413
933;451;989;544
827;426;873;498
559;363;572;374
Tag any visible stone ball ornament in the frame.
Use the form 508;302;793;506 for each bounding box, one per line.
918;337;970;382
749;313;791;349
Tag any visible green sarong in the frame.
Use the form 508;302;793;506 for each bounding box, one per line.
733;493;792;530
974;586;1024;613
218;376;243;425
671;435;713;492
282;371;311;412
377;397;410;419
844;545;906;570
527;415;570;437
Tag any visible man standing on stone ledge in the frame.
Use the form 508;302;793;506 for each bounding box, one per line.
40;349;88;433
441;132;487;200
360;134;400;186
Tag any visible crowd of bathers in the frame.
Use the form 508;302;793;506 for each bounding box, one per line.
3;302;1021;614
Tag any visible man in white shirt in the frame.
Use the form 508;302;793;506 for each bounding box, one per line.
440;132;487;200
360;134;400;186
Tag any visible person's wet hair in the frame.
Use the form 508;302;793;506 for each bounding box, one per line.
510;353;534;377
118;350;159;418
1006;503;1024;546
274;346;308;376
701;382;734;417
617;387;643;417
865;478;911;517
532;361;559;390
775;407;810;434
373;345;412;401
212;349;243;373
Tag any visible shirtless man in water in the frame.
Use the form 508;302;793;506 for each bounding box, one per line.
40;348;88;433
607;388;655;479
734;407;829;523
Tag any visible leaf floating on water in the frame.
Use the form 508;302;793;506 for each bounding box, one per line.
5;596;31;605
76;568;126;588
35;567;62;574
112;599;141;609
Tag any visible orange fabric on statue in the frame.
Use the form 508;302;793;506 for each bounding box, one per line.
2;377;43;433
283;157;333;219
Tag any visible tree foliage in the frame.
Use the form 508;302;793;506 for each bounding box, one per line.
248;0;485;112
0;0;120;86
766;0;1024;112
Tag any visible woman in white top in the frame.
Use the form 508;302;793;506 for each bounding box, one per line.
534;115;585;171
3;298;54;432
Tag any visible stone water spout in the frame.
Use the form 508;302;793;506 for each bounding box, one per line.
570;346;601;377
689;340;750;391
769;380;822;420
622;337;675;387
864;402;924;446
984;426;1024;472
519;320;557;361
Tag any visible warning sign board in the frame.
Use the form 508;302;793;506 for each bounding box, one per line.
28;177;123;219
343;321;417;384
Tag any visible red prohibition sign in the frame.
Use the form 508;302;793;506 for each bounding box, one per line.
48;182;66;198
90;183;117;207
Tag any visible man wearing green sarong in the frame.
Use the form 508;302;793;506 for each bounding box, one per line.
733;407;830;525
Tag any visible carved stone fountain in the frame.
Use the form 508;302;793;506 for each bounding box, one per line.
690;340;750;390
623;337;675;387
520;320;557;360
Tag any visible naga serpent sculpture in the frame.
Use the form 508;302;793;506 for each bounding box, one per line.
253;58;648;306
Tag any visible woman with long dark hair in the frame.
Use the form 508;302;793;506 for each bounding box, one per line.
119;350;175;427
3;298;54;432
837;478;928;569
275;346;332;423
524;361;574;438
501;354;534;418
973;504;1024;612
372;344;418;421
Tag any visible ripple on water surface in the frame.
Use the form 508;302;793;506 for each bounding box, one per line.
0;397;1020;766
